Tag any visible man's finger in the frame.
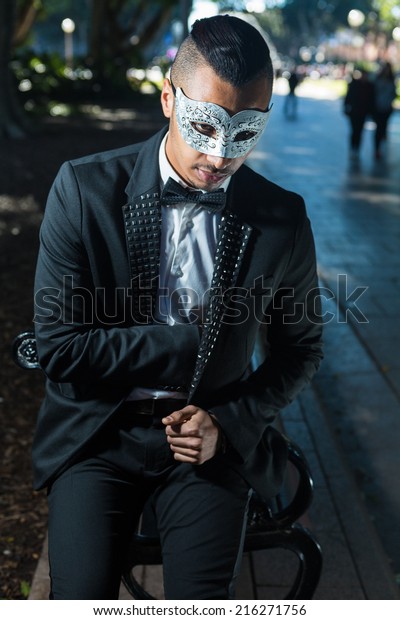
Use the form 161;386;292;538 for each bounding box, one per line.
169;444;201;458
165;423;200;437
162;406;195;426
167;435;202;449
171;451;198;464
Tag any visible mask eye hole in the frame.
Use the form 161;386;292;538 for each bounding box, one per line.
190;122;216;138
234;130;257;142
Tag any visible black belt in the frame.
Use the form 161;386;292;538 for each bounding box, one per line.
119;399;185;417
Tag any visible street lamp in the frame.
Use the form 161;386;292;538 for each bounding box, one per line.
393;27;400;42
347;10;365;62
61;18;75;70
347;9;365;29
246;0;266;12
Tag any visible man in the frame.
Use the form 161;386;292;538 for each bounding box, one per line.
284;67;300;119
343;68;375;158
33;15;323;600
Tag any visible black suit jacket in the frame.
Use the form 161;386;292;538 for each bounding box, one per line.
33;127;323;498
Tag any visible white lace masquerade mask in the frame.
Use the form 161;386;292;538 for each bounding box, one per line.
174;86;272;159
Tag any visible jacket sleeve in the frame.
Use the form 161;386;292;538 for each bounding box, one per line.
34;162;201;389
209;206;323;465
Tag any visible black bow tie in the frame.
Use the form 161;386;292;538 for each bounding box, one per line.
160;177;226;213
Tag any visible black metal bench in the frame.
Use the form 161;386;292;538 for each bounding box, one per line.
13;331;323;600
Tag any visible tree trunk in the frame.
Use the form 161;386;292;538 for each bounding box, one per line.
13;0;39;47
0;0;29;138
180;0;192;41
87;0;109;82
135;6;174;50
87;0;177;88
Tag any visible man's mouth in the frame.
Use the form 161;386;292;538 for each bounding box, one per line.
195;167;230;186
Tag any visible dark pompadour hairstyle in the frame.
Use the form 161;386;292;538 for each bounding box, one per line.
171;14;273;88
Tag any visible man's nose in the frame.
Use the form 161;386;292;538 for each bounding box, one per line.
205;154;232;169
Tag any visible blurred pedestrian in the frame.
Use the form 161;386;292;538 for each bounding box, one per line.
373;62;397;160
284;67;300;119
343;68;375;158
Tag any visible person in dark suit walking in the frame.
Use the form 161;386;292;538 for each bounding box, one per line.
33;15;323;600
373;62;397;160
344;68;375;158
284;66;301;119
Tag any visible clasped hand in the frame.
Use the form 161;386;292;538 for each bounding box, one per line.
162;405;220;465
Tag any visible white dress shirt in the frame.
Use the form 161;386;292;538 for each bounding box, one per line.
127;134;230;401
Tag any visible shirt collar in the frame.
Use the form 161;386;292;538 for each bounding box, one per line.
159;133;231;193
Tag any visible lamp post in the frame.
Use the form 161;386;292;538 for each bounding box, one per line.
393;27;400;42
245;0;266;12
61;18;75;70
347;9;365;29
392;27;400;65
347;9;365;62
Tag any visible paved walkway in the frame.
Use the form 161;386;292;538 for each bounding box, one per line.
249;87;400;596
29;86;400;600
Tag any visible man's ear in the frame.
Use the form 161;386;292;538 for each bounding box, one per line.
161;78;174;119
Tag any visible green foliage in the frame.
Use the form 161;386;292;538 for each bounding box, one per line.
16;0;43;13
11;49;95;116
281;0;371;33
20;581;31;598
34;0;81;21
212;0;399;58
9;45;156;119
373;0;400;28
257;9;285;40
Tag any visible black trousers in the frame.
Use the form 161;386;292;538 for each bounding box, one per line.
349;113;368;150
374;110;391;152
47;410;250;600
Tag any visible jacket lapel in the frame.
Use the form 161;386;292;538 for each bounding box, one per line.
188;188;253;400
121;130;255;395
122;129;167;324
122;192;161;324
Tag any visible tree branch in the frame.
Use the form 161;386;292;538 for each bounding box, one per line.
13;0;40;47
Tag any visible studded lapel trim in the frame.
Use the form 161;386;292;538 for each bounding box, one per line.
122;191;161;324
122;161;253;396
188;211;253;400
